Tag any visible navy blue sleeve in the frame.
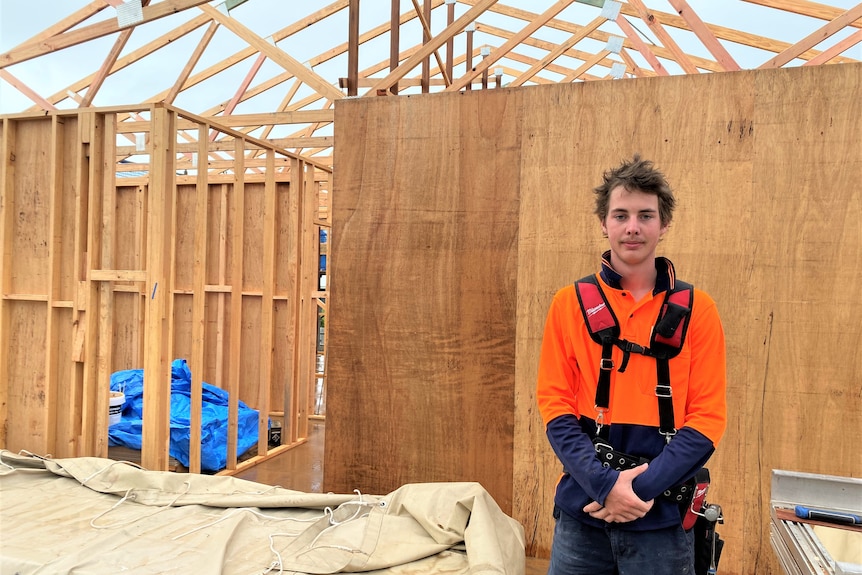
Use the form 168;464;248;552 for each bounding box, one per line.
546;414;619;505
631;426;715;501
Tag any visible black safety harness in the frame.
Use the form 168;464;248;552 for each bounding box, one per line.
575;274;694;501
574;274;725;573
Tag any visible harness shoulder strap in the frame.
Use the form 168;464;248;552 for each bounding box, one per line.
574;274;618;344
574;275;617;435
652;280;694;440
650;279;694;358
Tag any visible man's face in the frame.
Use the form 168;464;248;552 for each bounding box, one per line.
600;185;668;269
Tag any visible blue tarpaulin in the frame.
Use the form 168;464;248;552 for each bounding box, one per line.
108;359;260;471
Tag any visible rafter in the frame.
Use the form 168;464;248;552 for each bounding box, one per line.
28;13;212;111
618;47;648;77
508;16;606;87
758;2;862;67
199;3;344;102
743;0;862;28
562;49;612;82
166;21;220;105
615;14;670;76
1;0;859;146
0;69;57;110
80;27;132;108
0;0;213;68
469;4;724;73
6;0;109;52
476;22;659;75
627;0;699;74
446;0;577;92
804;27;862;64
665;0;741;71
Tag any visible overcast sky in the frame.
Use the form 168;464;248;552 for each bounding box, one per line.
1;0;860;115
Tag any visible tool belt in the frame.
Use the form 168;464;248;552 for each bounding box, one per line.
592;438;694;503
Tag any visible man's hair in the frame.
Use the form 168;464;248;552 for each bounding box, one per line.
593;154;676;226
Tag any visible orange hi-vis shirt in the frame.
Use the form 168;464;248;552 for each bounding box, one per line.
537;255;727;530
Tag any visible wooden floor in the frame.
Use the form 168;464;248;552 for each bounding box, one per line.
235;419;325;491
234;420;549;574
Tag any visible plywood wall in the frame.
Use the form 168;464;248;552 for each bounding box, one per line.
326;62;862;574
326;90;521;511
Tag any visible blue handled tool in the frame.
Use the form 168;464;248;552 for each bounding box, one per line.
794;505;862;525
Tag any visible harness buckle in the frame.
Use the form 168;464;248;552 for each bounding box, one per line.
655;384;672;398
600;358;614;370
594;407;607;434
660;427;678;443
624;341;645;355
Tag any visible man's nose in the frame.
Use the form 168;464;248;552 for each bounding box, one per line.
625;219;640;234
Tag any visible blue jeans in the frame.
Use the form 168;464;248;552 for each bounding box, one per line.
548;507;694;575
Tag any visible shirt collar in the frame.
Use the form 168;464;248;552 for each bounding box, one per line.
599;250;676;294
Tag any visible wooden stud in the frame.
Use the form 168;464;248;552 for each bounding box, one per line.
0;119;14;450
421;0;432;92
95;113;118;457
225;137;245;470
215;182;228;430
390;0;401;95
141;104;176;471
187;123;209;474
348;0;360;96
465;26;474;91
80;111;104;457
258;150;277;454
286;158;304;444
446;1;455;85
44;116;65;456
367;0;499;96
410;0;451;87
297;162;318;440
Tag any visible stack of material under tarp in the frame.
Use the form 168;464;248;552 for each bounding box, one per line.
0;452;526;574
109;358;260;472
769;469;862;575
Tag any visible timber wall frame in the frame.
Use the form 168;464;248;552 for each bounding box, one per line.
326;61;862;574
0;103;331;474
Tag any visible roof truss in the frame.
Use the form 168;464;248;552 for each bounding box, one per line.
1;0;859;165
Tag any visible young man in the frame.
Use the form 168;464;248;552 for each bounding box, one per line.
537;155;727;574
